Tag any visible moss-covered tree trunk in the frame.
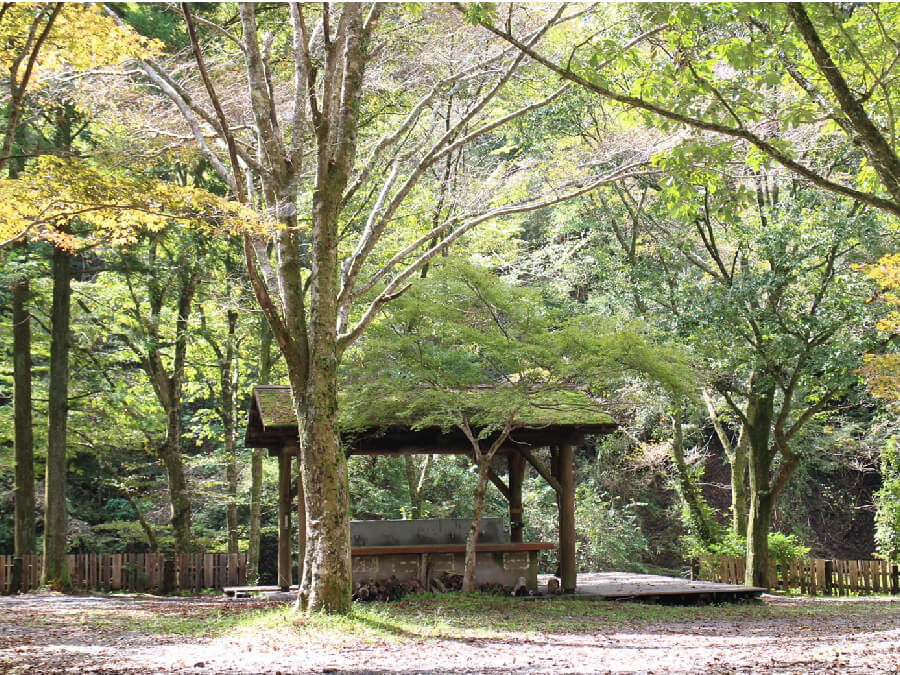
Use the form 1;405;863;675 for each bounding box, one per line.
730;436;749;538
160;408;192;554
222;307;239;555
297;166;352;613
743;375;775;588
671;414;718;546
140;255;200;555
703;389;749;537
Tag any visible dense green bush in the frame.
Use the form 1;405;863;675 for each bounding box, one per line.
575;483;649;572
875;437;900;563
702;531;810;562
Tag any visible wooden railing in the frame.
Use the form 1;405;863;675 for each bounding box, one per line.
0;553;248;595
699;554;900;595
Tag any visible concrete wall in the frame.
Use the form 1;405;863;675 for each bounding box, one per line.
350;517;506;547
352;549;538;590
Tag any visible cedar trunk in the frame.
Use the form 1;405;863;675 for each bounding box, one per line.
42;242;71;588
13;277;35;558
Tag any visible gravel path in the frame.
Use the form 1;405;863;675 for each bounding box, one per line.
1;592;898;674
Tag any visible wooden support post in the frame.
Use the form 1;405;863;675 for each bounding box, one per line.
508;452;525;543
277;450;292;591
557;443;576;593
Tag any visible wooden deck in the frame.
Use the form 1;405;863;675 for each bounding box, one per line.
225;572;765;602
537;572;765;604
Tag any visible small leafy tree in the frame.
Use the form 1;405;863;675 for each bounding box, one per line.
344;258;691;591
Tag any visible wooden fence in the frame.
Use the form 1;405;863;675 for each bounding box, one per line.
0;553;247;595
699;554;900;595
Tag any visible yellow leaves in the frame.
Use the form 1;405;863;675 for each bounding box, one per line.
861;254;900;404
861;353;900;404
862;254;900;301
0;4;161;85
0;156;273;250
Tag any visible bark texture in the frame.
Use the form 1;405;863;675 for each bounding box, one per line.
42;240;71;588
743;375;776;588
12;276;35;558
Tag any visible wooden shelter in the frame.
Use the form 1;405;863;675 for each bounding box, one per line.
243;385;616;592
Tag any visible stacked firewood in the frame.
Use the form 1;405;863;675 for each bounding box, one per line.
353;575;424;602
353;571;544;601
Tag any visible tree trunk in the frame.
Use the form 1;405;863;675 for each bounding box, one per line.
294;451;306;612
223;308;239;555
404;455;433;519
123;490;159;553
12;268;34;594
160;409;192;553
42;240;71;588
671;415;718;546
743;375;775;587
746;486;774;588
731;435;749;538
12;276;35;560
298;309;351;612
225;443;238;554
702;389;748;537
508;453;525;543
462;460;492;592
10;138;34;570
248;449;263;584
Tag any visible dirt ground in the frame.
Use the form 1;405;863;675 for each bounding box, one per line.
1;592;899;674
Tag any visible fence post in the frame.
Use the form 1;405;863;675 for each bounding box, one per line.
824;560;833;596
892;565;899;595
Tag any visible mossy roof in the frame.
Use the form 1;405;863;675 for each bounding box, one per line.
251;385;613;431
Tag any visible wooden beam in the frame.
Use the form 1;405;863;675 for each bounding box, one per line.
520;447;561;494
508;452;525;543
277;451;292;591
557;442;576;593
487;467;510;500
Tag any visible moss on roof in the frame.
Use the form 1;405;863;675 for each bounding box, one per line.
253;385;613;431
254;386;297;428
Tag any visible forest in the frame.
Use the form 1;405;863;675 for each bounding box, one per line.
2;0;900;629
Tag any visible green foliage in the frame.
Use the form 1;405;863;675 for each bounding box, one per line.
700;532;810;563
875;437;900;563
575;481;649;572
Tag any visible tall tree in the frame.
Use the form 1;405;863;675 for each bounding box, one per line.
117;235;204;553
117;2;639;612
